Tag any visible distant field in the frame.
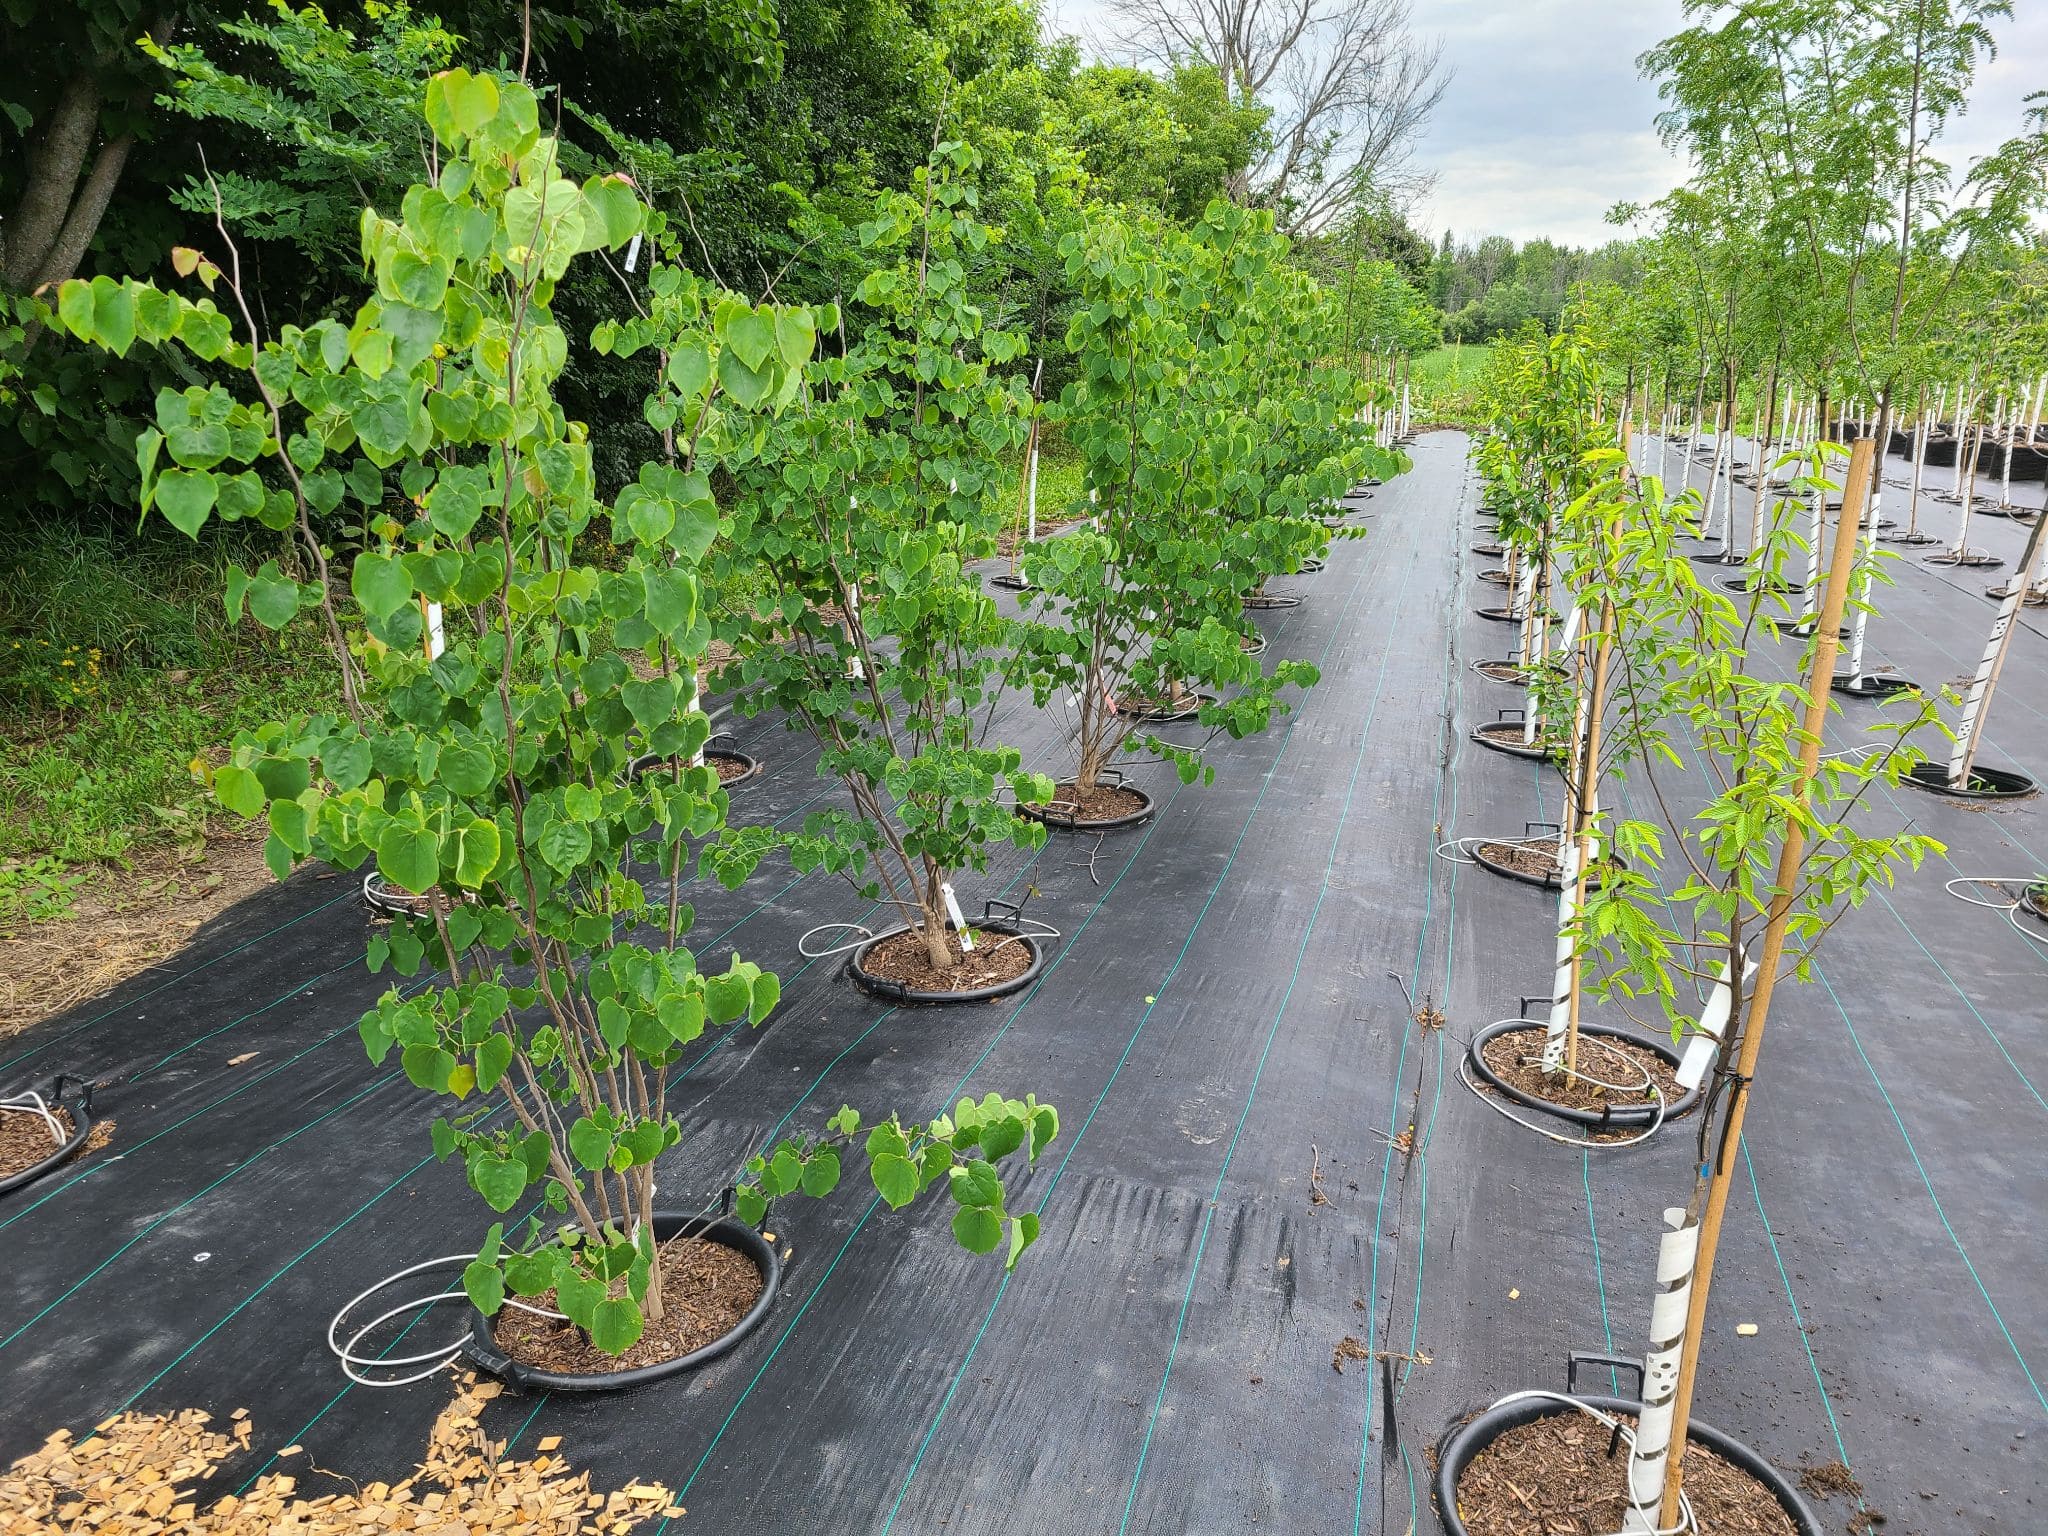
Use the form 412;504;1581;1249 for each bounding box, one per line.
1408;343;1493;424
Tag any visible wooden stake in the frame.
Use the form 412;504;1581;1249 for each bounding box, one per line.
1657;436;1874;1527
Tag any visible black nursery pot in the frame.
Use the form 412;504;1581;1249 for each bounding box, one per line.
847;918;1048;1005
1016;776;1157;833
464;1214;780;1393
627;737;763;790
1902;761;2038;800
1465;1019;1698;1128
1433;1392;1823;1536
1829;672;1919;700
0;1075;95;1197
1470;721;1558;762
1471;841;1624;893
1113;690;1216;723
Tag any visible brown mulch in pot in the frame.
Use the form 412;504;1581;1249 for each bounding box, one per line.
1475;841;1560;879
0;1103;74;1179
707;751;754;784
494;1236;764;1376
857;925;1036;994
1455;1410;1796;1535
1477;1026;1682;1114
1039;780;1148;824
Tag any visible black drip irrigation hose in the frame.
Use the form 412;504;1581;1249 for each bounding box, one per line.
0;1075;96;1197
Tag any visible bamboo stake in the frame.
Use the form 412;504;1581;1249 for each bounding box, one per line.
1655;437;1874;1528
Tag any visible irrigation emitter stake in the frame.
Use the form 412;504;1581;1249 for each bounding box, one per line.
1646;435;1872;1531
1948;511;2048;790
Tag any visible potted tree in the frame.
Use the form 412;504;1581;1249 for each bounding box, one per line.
1008;203;1372;830
60;72;1058;1385
1441;437;1940;1530
702;139;1057;1003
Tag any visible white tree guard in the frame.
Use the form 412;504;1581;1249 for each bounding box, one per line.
1949;513;2048;786
1623;1208;1703;1534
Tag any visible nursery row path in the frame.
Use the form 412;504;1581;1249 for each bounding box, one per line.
2;432;2042;1535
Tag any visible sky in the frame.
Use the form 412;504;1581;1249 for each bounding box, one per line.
1046;0;2048;250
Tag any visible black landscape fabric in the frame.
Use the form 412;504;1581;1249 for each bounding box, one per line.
2;432;2043;1535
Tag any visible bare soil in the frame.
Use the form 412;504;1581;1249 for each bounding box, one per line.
1478;1026;1683;1113
1039;780;1149;824
1455;1411;1796;1536
0;833;283;1040
0;1104;74;1179
494;1237;764;1376
2022;886;2048;924
857;925;1036;994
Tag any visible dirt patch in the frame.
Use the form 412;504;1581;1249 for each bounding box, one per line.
495;1236;764;1376
856;925;1037;994
1332;1336;1370;1373
1038;780;1148;825
0;1103;74;1179
1455;1411;1796;1536
1478;1026;1682;1114
2023;886;2048;924
1797;1460;1863;1500
0;1375;682;1530
0;835;280;1040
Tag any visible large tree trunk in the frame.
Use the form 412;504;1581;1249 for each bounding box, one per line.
4;73;105;290
31;130;136;290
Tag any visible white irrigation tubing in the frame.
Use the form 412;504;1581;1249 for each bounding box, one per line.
1433;834;1552;867
1455;1030;1669;1151
1475;1391;1701;1536
326;1255;566;1388
0;1091;67;1146
798;914;1063;961
1944;876;2048;954
799;922;882;959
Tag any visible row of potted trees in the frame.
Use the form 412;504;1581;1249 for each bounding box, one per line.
40;72;1399;1383
1438;320;1945;1533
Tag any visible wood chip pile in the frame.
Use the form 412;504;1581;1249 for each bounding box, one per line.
0;1376;683;1533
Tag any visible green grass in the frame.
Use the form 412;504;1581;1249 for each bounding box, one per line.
1;524;337;880
1409;343;1495;425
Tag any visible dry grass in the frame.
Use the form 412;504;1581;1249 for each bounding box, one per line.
0;833;279;1040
